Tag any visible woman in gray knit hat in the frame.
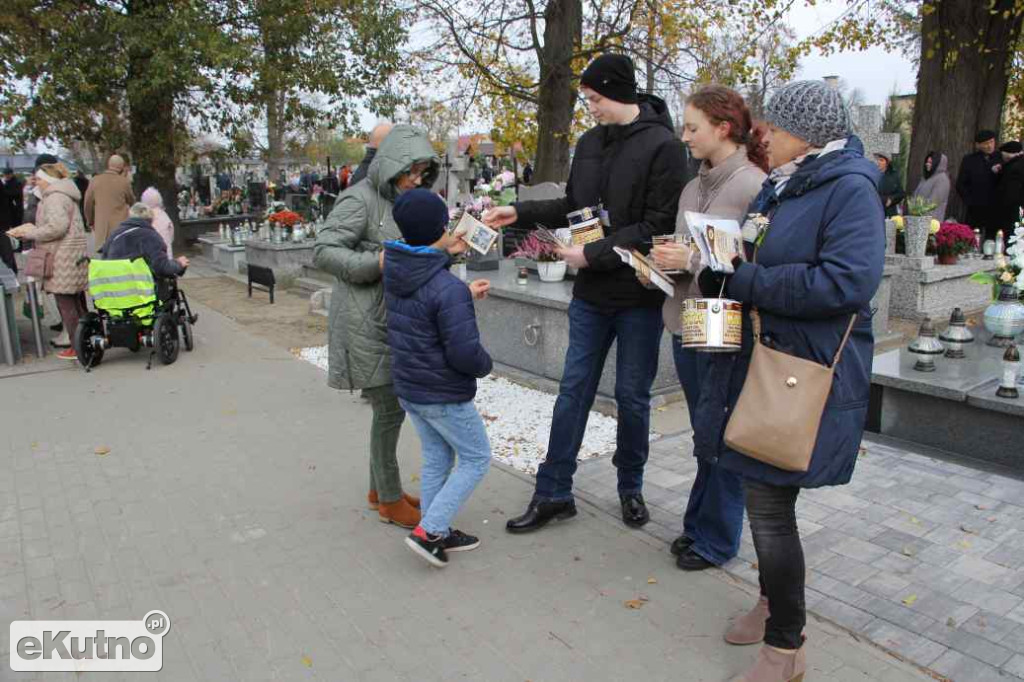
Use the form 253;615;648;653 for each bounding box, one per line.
691;80;885;682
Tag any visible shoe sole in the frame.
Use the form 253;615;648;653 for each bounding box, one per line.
505;508;577;534
57;354;78;361
404;537;447;567
623;516;649;528
379;516;417;529
724;634;765;646
445;539;481;552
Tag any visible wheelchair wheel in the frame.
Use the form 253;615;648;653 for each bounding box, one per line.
154;314;179;365
74;313;104;368
179;309;194;352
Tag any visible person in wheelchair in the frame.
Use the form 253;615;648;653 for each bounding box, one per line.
100;203;189;278
77;203;196;368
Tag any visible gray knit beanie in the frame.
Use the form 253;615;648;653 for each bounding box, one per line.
764;80;852;148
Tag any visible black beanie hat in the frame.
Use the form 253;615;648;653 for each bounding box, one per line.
1001;141;1023;154
580;54;638;104
976;130;997;143
34;153;58;170
393;189;449;246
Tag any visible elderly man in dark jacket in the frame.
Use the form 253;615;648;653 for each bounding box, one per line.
100;203;188;278
957;129;1002;240
484;53;689;532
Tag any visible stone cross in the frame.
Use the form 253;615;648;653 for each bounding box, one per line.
852;105;901;158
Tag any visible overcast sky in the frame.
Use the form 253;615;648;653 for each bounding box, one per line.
789;0;918;106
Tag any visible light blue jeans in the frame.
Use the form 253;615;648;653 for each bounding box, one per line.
399;399;492;537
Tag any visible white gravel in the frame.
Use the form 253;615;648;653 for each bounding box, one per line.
297;345;621;474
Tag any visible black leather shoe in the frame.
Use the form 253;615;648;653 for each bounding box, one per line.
670;535;694;556
676;547;715;571
506;500;577;534
620;494;649;528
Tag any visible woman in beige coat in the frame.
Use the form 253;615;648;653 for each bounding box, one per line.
645;85;767;573
8;163;89;360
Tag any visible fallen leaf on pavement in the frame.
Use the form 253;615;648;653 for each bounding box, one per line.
909;516;920;525
901;546;915;557
960;524;977;535
946;618;957;628
958;539;972;549
647;577;657;584
94;446;110;456
902;594;918;606
624;597;649;609
301;655;312;667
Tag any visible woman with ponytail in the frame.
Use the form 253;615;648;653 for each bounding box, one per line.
648;85;767;573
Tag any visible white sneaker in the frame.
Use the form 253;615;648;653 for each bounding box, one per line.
50;331;70;348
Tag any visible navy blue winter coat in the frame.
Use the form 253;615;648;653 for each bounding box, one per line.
694;136;885;489
101;218;184;278
382;241;492;404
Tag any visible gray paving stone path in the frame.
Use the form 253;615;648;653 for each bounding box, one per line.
0;301;931;681
575;425;1024;681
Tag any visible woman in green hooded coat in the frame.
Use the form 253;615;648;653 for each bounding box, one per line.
314;124;439;528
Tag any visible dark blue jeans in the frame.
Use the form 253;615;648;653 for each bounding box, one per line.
534;299;663;502
672;336;745;565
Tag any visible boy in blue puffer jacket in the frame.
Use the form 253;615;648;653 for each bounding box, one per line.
383;188;494;568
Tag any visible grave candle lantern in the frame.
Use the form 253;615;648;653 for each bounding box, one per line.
908;318;945;372
996;344;1020;399
939;307;974;359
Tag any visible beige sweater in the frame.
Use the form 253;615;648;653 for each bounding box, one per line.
663;149;766;334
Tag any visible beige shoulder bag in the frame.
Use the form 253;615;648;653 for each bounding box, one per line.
723;305;856;473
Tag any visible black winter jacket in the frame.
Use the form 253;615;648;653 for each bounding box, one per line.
956;150;1000;208
877;167;904;217
514;95;688;308
995;155;1024;231
100;218;185;278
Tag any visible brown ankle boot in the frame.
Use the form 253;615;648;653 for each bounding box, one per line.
731;641;806;682
725;596;770;645
368;490;421;511
378;498;421;529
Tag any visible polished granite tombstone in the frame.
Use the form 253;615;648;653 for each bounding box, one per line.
244;239;315;279
474;261;682;411
196;234;246;273
887;255;994;321
868;333;1024;466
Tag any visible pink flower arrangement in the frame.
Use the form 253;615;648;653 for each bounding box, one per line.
511;232;562;262
934;221;977;257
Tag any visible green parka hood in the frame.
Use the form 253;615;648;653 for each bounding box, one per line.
367;124;439;202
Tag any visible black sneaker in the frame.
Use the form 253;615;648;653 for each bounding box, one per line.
49;322;63;332
443;529;480;553
405;527;448;567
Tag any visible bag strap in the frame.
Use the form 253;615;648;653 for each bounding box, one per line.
750;307;857;368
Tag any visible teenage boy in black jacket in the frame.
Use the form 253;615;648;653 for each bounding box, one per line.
484;53;688;533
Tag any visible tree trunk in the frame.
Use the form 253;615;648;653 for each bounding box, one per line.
909;0;1023;221
126;0;181;251
533;0;582;183
266;89;284;185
